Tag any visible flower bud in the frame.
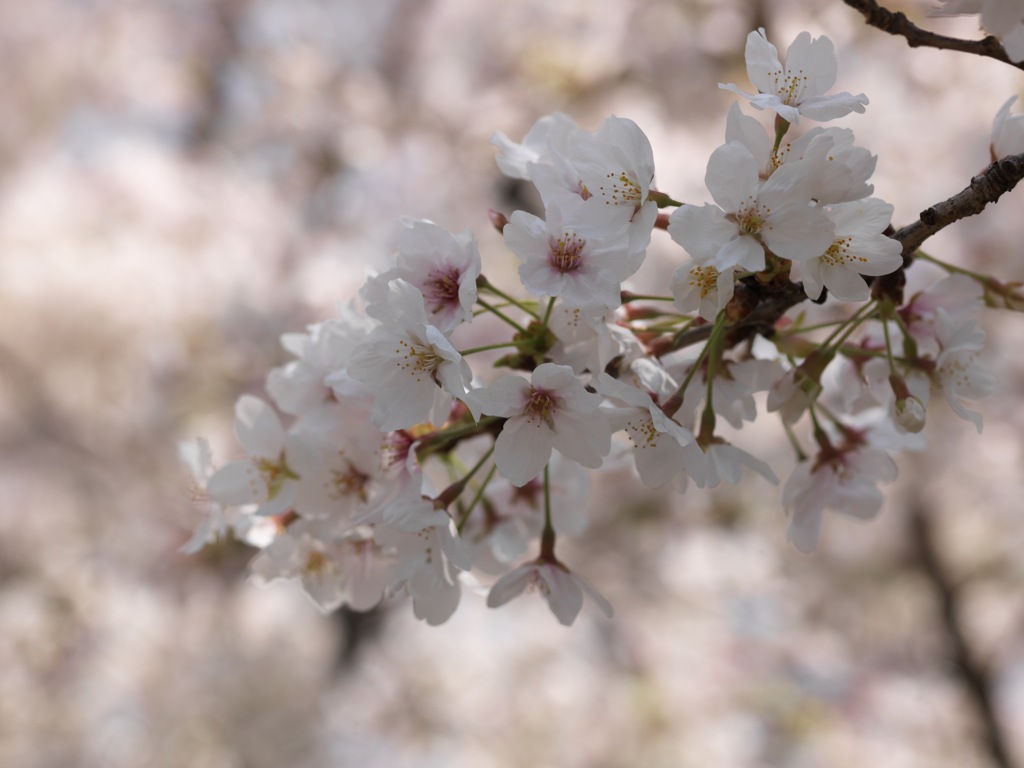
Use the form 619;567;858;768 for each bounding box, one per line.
894;395;926;433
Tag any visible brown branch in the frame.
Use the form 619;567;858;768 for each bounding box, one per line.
842;0;1024;71
908;503;1018;768
895;153;1024;255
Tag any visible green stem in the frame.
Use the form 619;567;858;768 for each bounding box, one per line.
481;281;540;319
662;312;727;418
540;297;556;334
621;292;676;303
460;340;532;356
820;301;876;353
477;297;529;334
457;463;497;533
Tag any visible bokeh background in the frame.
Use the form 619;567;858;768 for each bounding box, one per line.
2;0;1024;766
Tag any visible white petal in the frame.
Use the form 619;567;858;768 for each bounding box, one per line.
235;395;285;459
207;459;266;505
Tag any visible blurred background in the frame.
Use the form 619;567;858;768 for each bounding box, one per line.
2;0;1024;765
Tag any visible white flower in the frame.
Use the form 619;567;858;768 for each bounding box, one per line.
702;440;779;489
206;395;321;517
378;522;471;626
504;205;636;313
724;103;877;203
347;279;478;431
594;362;706;488
992;95;1024;160
487;559;613;626
782;431;897;553
669;260;736;321
490;112;579;180
668;141;834;272
472;363;612;487
931;313;996;433
789;198;903;302
266;307;375;418
720;29;869;123
250;520;393;613
931;1;1024;62
361;219;481;333
495;114;659;258
179;437;228;554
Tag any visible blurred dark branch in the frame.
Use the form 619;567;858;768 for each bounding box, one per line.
186;0;248;151
908;503;1017;768
895;153;1024;256
841;0;1024;71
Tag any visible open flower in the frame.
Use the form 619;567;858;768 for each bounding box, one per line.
206;396;320;517
360;219;481;333
720;29;869;123
504;205;636;313
487;558;613;626
347;278;478;431
668;141;834;272
789;198;903;302
472;363;612;486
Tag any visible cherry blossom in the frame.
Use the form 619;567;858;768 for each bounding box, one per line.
789;198;903;302
782;428;897;553
720;29;869;123
668;141;834;272
206;395;321;517
361;219;481;333
504;205;636;313
347;278;478;431
991;95;1024;160
594;361;706;489
486;558;613;626
472;363;612;487
669;260;736;322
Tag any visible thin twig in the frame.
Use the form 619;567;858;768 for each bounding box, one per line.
908;503;1017;768
841;0;1024;71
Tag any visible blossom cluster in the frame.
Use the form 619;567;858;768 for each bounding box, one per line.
182;28;1005;626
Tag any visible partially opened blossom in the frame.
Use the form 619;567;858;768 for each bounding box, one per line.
991;95;1024;160
487;558;613;626
206;395;321;517
472;363;612;486
931;1;1024;62
489;111;579;180
720;29;869;123
179;437;228;554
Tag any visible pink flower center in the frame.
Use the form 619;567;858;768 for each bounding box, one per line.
422;267;462;313
523;388;558;428
549;232;586;273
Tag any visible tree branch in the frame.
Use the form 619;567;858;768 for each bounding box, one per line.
895;153;1024;255
908;503;1018;768
841;0;1024;71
